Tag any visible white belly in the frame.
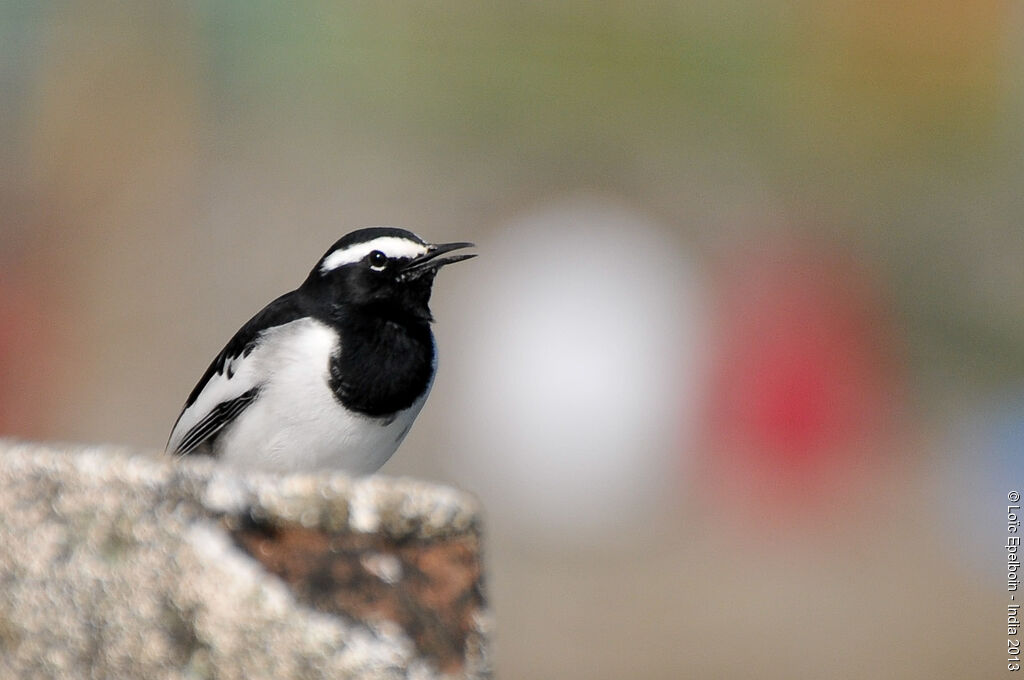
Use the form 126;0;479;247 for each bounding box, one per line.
214;319;428;474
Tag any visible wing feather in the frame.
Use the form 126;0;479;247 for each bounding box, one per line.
173;387;260;456
166;290;308;456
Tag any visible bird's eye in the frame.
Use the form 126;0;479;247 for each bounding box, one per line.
368;250;388;270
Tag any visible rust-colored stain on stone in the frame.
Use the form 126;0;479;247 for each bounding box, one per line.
229;517;484;674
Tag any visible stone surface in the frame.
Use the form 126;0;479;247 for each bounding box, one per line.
0;440;491;679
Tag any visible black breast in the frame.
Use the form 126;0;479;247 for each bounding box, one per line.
327;313;436;417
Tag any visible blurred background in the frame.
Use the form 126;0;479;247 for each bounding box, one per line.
1;1;1021;677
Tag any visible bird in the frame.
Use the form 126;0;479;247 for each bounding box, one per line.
166;227;475;474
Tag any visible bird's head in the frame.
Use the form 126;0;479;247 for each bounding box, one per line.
307;227;475;321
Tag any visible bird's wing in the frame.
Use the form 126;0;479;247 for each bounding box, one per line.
166;291;308;456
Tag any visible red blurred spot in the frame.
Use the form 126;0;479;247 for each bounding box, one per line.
0;263;60;438
698;238;904;511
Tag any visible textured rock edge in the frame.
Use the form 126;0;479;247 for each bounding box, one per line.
0;439;492;679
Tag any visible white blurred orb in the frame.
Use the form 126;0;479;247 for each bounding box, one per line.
442;198;707;543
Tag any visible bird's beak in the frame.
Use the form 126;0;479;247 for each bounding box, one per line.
400;241;476;279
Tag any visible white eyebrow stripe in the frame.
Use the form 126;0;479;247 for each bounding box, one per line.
320;236;429;272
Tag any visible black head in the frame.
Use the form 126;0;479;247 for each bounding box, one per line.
304;227;475;322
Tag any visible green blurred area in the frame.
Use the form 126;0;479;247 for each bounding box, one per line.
202;2;1013;177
